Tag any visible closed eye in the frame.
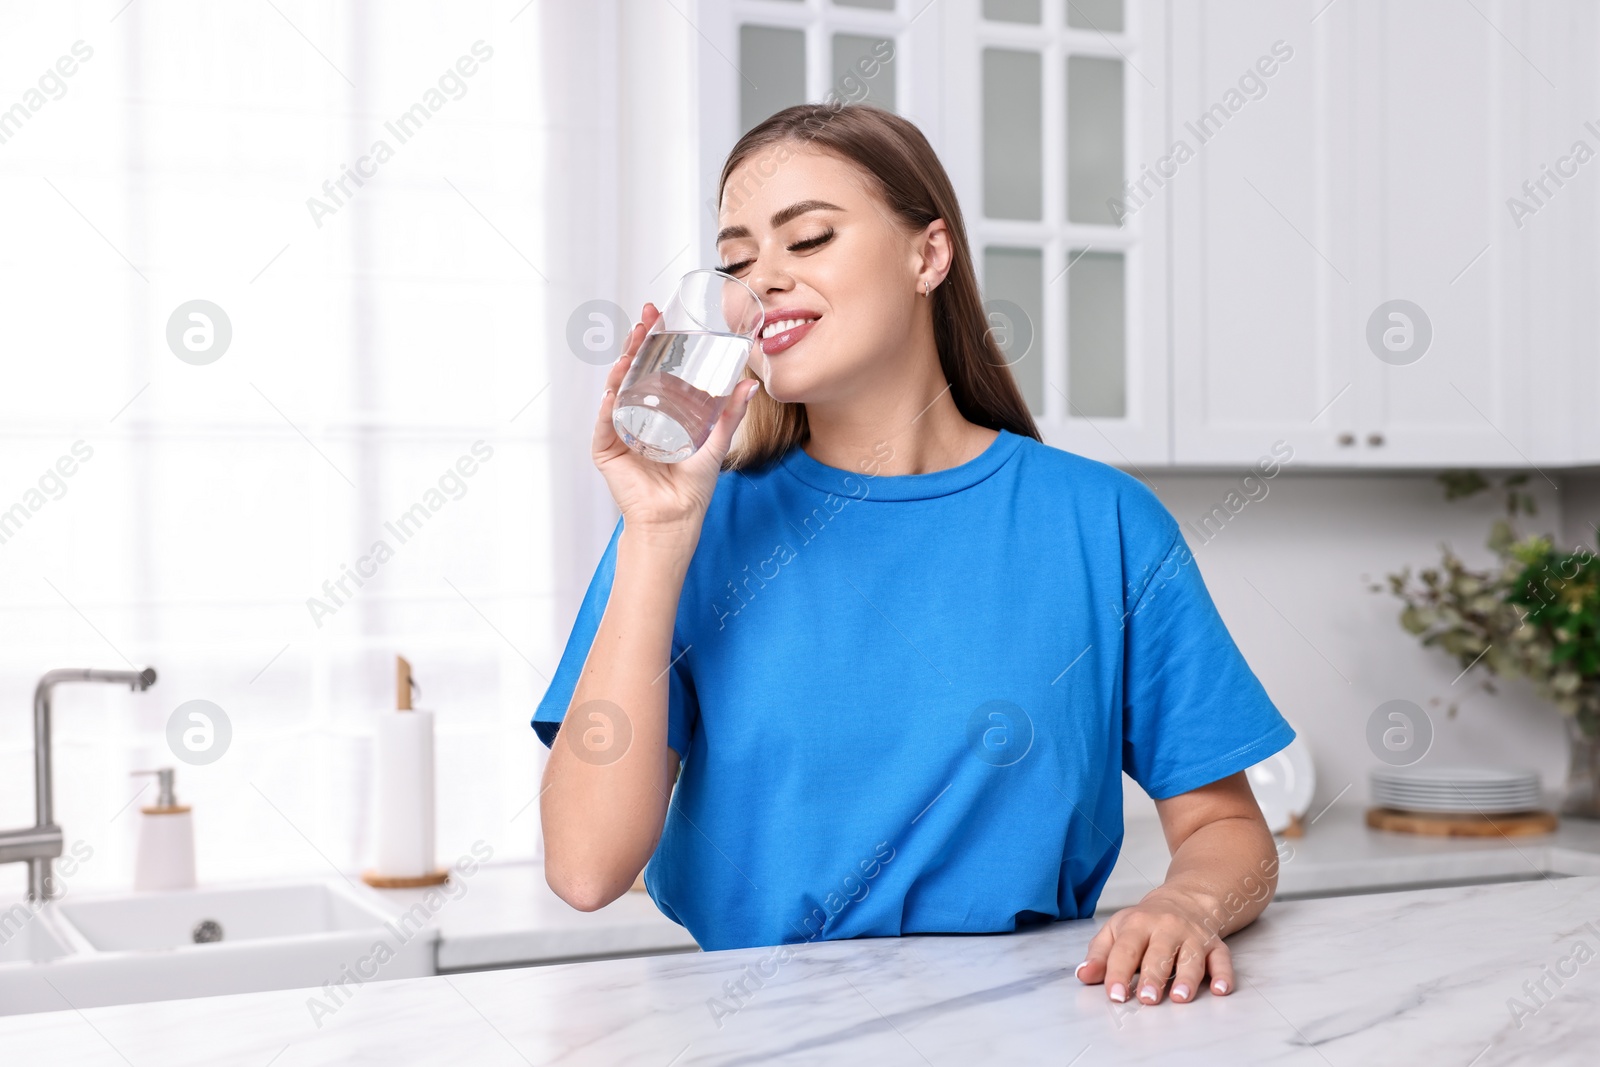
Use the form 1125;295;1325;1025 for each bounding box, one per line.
720;228;835;275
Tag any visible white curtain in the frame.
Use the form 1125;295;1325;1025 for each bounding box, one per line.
0;0;696;896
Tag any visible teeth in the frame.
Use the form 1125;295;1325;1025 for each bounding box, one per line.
761;317;817;340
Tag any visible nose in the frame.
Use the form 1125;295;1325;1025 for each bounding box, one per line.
746;261;792;301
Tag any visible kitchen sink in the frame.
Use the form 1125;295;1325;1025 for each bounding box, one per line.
0;906;71;964
58;882;403;952
0;880;435;1016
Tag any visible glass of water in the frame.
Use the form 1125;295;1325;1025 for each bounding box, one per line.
612;269;766;464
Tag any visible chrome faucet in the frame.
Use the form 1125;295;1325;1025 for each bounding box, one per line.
0;667;158;901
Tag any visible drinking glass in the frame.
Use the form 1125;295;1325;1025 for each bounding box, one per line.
612;269;766;463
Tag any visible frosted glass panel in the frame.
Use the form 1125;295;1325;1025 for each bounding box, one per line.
983;0;1041;23
984;247;1045;415
740;26;806;134
832;34;896;111
1067;0;1124;32
1067;250;1125;417
982;49;1042;220
1067;56;1124;226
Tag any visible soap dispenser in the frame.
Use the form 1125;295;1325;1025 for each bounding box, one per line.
131;768;197;891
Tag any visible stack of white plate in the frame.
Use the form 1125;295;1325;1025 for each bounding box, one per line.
1370;767;1542;814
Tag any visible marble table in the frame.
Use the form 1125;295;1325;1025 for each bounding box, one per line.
2;872;1596;1065
370;804;1600;973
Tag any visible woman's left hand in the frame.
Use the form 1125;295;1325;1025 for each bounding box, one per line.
1073;886;1233;1005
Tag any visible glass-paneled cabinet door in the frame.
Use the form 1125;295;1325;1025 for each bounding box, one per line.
696;0;944;263
947;0;1169;467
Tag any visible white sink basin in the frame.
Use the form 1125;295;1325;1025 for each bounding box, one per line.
0;881;435;1016
0;906;71;964
59;882;400;951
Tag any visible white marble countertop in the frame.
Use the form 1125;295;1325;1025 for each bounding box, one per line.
363;861;698;971
1096;804;1600;912
4;868;1597;1065
355;805;1600;974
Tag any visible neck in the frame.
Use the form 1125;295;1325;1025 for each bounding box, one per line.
800;307;998;477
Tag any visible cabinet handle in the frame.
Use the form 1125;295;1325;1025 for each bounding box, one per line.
1337;433;1356;446
1367;432;1385;447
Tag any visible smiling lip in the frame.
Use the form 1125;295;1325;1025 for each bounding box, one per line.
760;310;821;357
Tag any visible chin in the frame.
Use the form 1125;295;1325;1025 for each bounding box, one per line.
757;366;832;407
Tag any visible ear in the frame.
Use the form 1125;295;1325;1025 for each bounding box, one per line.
915;218;953;287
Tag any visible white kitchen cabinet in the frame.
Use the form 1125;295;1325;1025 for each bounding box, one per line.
1346;0;1525;469
696;0;1595;470
1170;0;1593;469
1169;0;1356;466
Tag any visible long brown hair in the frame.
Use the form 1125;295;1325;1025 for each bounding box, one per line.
717;102;1041;472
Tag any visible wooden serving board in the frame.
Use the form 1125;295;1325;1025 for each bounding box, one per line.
1364;806;1558;837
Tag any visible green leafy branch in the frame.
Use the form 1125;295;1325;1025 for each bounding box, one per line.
1377;472;1600;738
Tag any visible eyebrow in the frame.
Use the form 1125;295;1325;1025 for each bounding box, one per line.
716;199;845;244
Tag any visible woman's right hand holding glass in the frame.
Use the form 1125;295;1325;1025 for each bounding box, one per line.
591;302;762;550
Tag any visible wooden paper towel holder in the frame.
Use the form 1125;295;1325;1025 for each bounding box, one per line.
363;656;449;888
363;869;449;888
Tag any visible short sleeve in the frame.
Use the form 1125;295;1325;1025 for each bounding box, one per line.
1121;531;1296;800
531;516;698;760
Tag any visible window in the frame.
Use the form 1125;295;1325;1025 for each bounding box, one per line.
0;4;550;891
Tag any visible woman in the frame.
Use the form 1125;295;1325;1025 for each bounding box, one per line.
535;103;1294;1008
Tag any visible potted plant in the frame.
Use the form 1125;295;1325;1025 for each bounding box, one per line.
1378;471;1600;817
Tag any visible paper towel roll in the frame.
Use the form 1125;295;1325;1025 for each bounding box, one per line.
375;708;437;878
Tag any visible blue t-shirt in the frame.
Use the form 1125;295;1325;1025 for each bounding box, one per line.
532;428;1295;951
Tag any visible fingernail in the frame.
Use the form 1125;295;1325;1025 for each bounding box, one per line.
1074;961;1087;978
1108;982;1127;1003
1213;979;1229;994
1172;983;1190;1001
1138;985;1158;1004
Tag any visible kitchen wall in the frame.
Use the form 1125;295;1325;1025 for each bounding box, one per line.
1121;467;1576;824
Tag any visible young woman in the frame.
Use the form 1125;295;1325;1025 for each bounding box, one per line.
535;103;1294;1008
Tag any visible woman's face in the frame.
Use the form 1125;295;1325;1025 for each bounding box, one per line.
716;143;940;405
